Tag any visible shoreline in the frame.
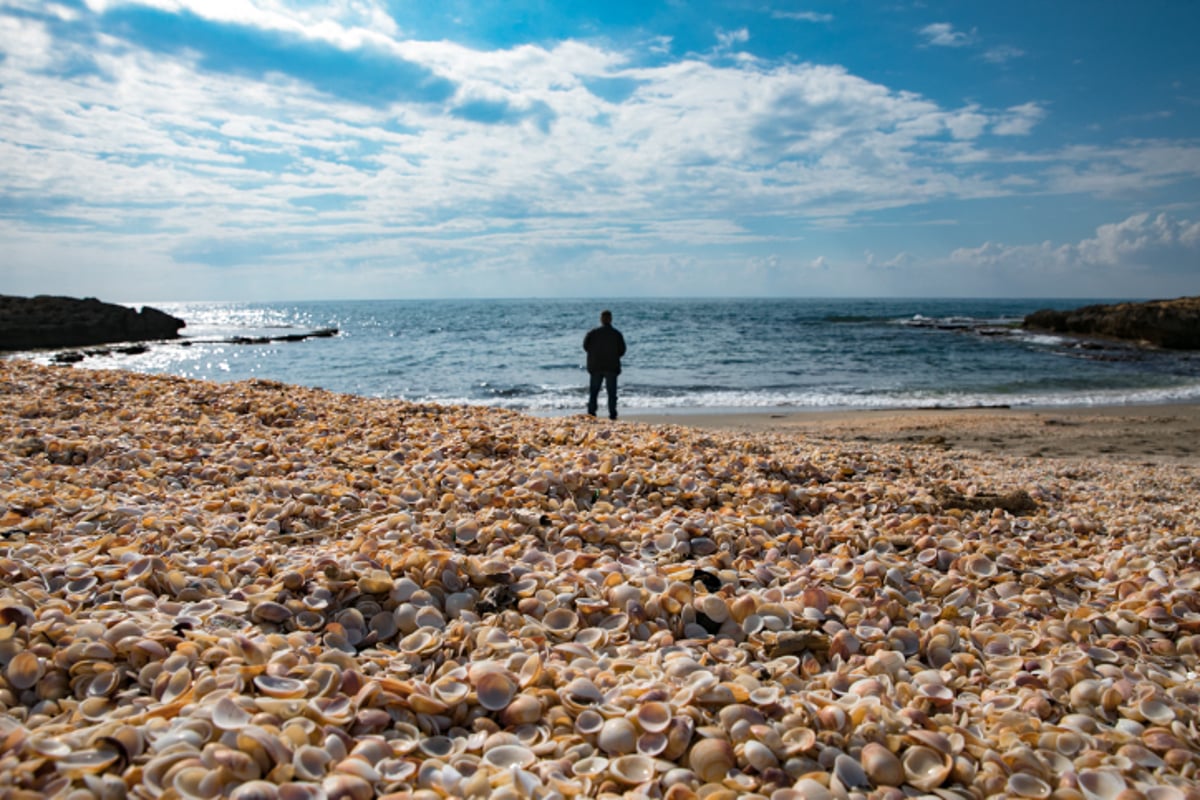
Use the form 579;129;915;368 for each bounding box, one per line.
625;402;1200;464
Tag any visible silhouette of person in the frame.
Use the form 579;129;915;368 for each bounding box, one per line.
583;309;626;420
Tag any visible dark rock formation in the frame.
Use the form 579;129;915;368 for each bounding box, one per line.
0;295;186;352
1023;296;1200;350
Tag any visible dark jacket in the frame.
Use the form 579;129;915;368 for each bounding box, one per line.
583;323;626;374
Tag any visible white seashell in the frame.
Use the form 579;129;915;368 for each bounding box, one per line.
1078;769;1128;800
609;754;656;785
597;717;637;755
475;671;517;711
861;741;903;786
1007;772;1052;799
253;675;307;699
688;738;734;783
742;739;779;772
483;744;536;770
635;700;671;733
572;756;609;777
212;695;253;730
902;745;951;791
293;745;332;781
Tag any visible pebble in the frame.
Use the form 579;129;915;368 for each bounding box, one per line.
1;358;1200;799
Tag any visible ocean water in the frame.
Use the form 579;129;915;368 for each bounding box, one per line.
24;298;1200;413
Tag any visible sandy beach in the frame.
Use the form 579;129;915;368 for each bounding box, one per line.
629;404;1200;464
2;358;1199;799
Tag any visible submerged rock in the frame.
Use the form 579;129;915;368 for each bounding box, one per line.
0;294;185;351
1023;296;1200;349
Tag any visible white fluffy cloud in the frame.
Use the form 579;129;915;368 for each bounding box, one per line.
950;212;1200;291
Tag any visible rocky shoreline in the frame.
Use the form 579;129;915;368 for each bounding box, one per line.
0;295;186;352
1023;296;1200;350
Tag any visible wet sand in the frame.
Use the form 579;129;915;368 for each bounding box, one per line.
627;404;1200;464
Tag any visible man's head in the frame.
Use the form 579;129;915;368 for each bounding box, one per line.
600;310;613;325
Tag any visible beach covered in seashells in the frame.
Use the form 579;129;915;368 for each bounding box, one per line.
1;358;1199;800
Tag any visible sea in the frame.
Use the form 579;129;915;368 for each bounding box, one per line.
20;298;1200;414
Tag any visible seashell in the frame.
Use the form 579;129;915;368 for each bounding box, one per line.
832;753;870;792
432;676;471;705
542;608;579;636
741;739;778;772
358;570;394;594
688;737;734;783
637;731;668;757
173;765;222;799
6;650;44;690
293;745;332;781
609;754;656;785
1135;697;1175;726
475;671;517;711
597;717;638;755
418;735;455;758
961;554;997;578
635;700;671;733
575;708;605;736
861;741;903;786
483;744;536;770
210;746;261;781
54;746;122;778
572;755;609;777
254;675;308;699
696;594;729;623
398;627;443;655
1007;772;1052;799
785;779;835;800
29;736;73;759
500;693;543;726
251;601;292;624
320;774;372;800
212;695;253;730
902;745;951;791
1077;769;1128;800
561;677;603;711
229;781;281;800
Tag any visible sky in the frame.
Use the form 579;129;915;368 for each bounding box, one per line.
1;1;1198;301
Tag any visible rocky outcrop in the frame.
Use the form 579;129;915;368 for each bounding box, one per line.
1023;296;1200;350
0;295;186;352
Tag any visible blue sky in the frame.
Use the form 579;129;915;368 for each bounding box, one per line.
1;1;1198;301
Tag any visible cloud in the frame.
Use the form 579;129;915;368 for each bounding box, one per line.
991;102;1045;136
716;27;750;50
2;2;1199;299
771;11;833;23
100;6;455;107
949;212;1200;286
982;44;1024;64
919;23;976;48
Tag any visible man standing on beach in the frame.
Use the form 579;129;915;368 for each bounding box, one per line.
583;309;626;420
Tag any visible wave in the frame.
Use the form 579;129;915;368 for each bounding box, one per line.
464;381;1200;412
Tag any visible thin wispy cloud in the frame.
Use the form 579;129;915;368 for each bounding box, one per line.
982;44;1025;64
919;22;976;48
771;10;834;23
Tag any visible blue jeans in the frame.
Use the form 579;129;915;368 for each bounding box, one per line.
588;372;619;419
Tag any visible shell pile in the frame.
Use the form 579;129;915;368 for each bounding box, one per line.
2;358;1200;800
